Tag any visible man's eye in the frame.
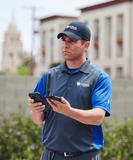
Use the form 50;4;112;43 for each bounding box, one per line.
69;40;75;43
61;39;75;43
71;40;76;43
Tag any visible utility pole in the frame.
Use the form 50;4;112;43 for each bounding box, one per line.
23;6;40;75
30;6;36;75
31;7;35;58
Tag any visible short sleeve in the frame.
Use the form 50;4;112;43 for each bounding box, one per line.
91;76;112;117
34;73;47;121
34;73;46;101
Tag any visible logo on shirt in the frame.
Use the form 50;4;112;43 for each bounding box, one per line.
66;25;77;30
77;82;90;87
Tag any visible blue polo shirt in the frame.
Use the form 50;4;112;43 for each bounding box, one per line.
34;59;112;152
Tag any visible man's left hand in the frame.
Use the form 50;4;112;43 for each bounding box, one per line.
47;97;71;115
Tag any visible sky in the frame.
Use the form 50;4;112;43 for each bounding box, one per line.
0;0;111;70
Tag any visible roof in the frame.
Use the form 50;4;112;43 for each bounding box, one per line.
40;15;78;23
79;0;132;12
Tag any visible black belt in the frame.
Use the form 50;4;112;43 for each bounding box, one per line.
55;150;95;157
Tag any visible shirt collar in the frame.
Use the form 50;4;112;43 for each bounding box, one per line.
59;58;92;74
79;58;92;74
59;60;68;73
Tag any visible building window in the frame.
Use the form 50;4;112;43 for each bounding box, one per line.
9;52;13;57
42;31;45;64
16;37;19;41
51;54;54;62
104;67;111;76
10;36;14;42
50;29;55;45
94;19;99;60
116;67;123;78
117;14;123;57
84;21;90;58
50;29;55;62
105;17;111;59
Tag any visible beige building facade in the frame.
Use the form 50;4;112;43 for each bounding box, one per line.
34;15;77;77
79;0;133;80
35;0;133;80
2;22;23;73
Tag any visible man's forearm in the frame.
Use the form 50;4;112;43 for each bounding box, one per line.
47;98;106;126
66;108;106;126
30;110;45;124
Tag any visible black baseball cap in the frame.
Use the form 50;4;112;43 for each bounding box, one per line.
57;21;91;42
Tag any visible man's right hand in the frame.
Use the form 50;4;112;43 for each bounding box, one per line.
28;99;46;113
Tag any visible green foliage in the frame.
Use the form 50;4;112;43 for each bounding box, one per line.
49;62;62;69
100;117;133;160
2;67;30;77
17;65;30;76
0;109;44;160
0;108;133;160
3;69;18;76
17;52;31;76
19;52;31;67
2;53;32;76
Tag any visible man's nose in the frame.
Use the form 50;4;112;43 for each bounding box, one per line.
62;41;69;48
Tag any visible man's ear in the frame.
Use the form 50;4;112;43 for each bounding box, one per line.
84;42;90;52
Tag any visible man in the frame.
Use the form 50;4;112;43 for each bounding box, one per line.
28;21;112;160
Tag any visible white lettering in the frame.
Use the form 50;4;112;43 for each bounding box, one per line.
66;25;77;30
77;82;90;87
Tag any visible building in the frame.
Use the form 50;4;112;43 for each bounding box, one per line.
79;0;133;79
1;22;23;73
35;0;133;79
34;15;77;77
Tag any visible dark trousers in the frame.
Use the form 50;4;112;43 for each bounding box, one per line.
40;148;101;160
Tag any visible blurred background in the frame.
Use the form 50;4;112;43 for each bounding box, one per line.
0;0;133;123
0;0;133;159
0;0;112;75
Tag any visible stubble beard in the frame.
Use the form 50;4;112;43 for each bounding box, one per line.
63;52;83;62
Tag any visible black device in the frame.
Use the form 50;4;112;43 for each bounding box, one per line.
28;92;49;112
45;72;61;102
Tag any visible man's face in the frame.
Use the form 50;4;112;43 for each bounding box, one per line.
61;35;86;61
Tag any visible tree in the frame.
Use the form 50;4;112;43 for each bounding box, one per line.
49;62;62;69
17;52;35;76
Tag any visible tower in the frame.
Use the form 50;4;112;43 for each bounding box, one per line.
1;9;23;73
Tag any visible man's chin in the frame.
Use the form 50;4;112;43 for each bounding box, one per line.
63;56;70;61
63;56;74;61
